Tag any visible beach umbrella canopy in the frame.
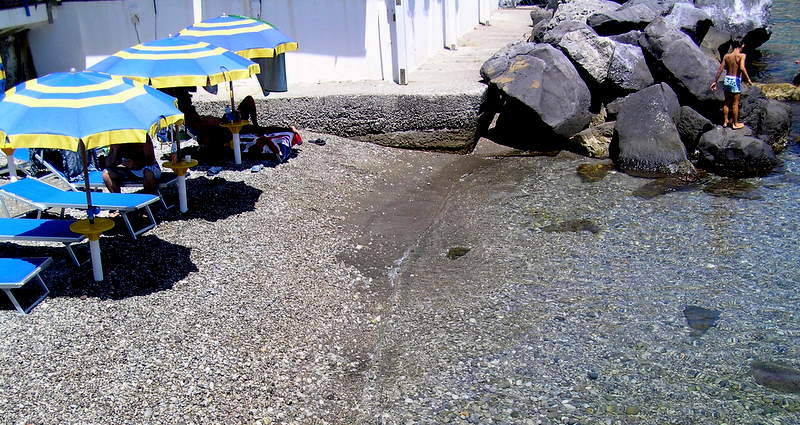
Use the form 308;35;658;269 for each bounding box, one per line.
178;15;298;59
0;70;183;217
88;36;260;89
0;70;183;151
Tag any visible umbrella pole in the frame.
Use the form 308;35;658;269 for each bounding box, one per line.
79;140;95;224
229;80;236;118
76;139;108;282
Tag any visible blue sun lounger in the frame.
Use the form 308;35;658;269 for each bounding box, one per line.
0;178;159;239
34;152;178;210
0;218;86;266
0;257;52;314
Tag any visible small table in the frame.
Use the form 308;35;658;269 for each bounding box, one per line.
162;159;198;213
221;120;250;165
70;218;115;282
1;148;18;182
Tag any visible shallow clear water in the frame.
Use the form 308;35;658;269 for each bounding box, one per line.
758;0;800;137
363;4;800;422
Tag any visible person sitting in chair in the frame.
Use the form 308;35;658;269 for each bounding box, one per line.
102;134;160;194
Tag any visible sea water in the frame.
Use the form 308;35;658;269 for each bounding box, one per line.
759;0;800;136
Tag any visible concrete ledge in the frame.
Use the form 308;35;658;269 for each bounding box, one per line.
196;93;484;151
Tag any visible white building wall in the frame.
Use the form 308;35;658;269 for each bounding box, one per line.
403;0;445;72
456;0;481;36
25;0;495;84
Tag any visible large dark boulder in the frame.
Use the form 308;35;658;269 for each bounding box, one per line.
620;0;691;16
605;93;631;120
608;42;655;93
700;27;732;61
538;20;592;44
557;28;616;87
480;43;592;140
697;127;779;177
587;3;657;35
609;30;643;45
664;2;713;44
544;0;621;31
694;0;772;50
530;7;554;27
611;83;696;176
677;105;714;154
552;26;653;102
640;18;723;115
739;86;792;151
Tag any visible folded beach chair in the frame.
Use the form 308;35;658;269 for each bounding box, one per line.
0;218;86;266
0;178;159;239
33;152;178;210
0;148;33;180
0;257;52;314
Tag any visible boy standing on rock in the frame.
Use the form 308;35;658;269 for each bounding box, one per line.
710;40;752;129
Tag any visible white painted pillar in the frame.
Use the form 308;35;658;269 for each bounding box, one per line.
193;0;203;23
394;0;409;85
479;0;491;26
444;0;457;50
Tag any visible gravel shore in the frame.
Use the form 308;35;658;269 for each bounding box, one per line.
2;135;800;425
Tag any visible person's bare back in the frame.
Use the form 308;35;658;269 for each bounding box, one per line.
722;51;745;78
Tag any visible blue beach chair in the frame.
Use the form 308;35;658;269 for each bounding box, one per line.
0;218;87;266
0;257;52;314
0;178;159;239
33;151;178;210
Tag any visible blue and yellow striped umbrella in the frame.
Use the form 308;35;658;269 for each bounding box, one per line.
88;36;260;89
0;70;183;151
178;15;298;59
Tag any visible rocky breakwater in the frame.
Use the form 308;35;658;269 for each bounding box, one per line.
480;0;790;178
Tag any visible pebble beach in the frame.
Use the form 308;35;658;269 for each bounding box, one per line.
1;133;799;424
2;3;800;424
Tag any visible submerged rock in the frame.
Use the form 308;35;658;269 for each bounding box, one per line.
753;83;800;101
576;162;615;182
751;361;800;393
683;305;721;336
633;176;700;199
703;178;762;200
542;219;601;234
447;247;471;260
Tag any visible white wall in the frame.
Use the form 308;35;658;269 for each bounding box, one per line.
28;0;194;73
456;0;481;36
25;0;494;84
